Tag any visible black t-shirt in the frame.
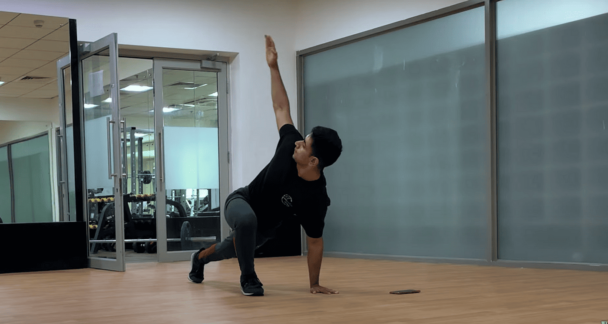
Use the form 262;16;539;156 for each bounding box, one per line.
230;124;330;238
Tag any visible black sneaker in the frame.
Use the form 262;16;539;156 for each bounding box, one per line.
241;276;264;296
188;248;205;284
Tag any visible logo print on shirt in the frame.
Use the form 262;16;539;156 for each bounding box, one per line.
281;194;293;207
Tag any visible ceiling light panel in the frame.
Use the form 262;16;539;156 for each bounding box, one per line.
121;85;153;92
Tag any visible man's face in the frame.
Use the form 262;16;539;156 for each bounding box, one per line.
293;134;314;165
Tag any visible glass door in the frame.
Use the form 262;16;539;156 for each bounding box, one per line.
57;33;125;271
82;34;125;271
153;59;229;262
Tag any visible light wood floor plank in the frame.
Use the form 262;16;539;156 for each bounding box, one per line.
1;257;607;323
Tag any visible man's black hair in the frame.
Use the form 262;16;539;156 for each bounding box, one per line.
310;126;342;170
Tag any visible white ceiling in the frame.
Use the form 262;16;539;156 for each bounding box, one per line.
0;11;69;99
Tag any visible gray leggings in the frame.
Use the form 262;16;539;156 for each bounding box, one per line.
202;197;271;280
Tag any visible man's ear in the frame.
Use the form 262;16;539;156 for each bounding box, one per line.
309;156;319;167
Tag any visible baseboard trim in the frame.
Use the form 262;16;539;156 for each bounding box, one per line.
321;252;608;272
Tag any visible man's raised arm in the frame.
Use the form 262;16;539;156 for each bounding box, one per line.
266;35;294;132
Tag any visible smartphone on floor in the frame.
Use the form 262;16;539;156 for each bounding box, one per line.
390;289;420;294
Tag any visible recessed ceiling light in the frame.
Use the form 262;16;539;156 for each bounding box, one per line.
121;85;153;92
84;103;98;109
150;107;180;113
0;81;5;86
184;83;207;90
182;104;195;107
103;98;112;103
209;92;218;97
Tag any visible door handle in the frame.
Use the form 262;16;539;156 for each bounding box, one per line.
58;132;66;184
107;117;116;179
121;119;127;178
158;131;163;184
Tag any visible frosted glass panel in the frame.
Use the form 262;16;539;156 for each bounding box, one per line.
0;146;10;223
497;0;608;263
162;68;221;252
85;116;113;190
304;7;488;259
12;135;53;223
164;127;219;190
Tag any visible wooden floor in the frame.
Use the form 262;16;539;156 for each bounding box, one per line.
1;256;607;324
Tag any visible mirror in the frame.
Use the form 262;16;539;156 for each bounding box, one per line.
0;11;70;223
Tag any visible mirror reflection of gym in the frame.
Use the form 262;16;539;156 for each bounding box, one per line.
0;12;70;225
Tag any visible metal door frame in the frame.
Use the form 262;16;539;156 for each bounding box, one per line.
56;55;71;223
153;59;229;262
77;33;126;271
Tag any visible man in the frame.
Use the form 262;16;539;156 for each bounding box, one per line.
188;35;342;296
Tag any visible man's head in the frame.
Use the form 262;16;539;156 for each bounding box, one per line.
293;126;342;171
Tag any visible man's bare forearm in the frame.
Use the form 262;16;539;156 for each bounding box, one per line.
270;66;290;113
307;240;323;287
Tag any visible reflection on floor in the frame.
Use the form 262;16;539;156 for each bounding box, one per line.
92;250;160;263
126;251;157;263
1;257;607;323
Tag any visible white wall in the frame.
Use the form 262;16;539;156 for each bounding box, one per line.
0;121;53;144
0;97;59;123
0;0;469;190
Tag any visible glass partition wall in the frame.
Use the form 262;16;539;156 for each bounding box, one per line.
496;0;608;264
0;147;10;223
0;134;53;224
300;0;608;269
304;6;488;259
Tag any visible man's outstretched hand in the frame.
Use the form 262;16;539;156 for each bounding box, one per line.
265;35;278;69
310;284;339;295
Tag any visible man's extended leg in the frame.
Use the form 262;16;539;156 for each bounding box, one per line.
210;198;258;276
188;198;265;296
188;232;237;284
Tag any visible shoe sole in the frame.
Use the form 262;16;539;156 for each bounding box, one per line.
241;288;264;296
188;252;203;284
